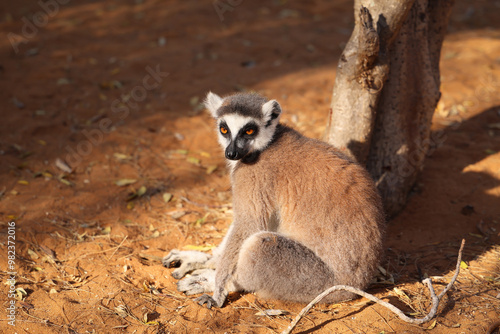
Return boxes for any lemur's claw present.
[195,294,217,309]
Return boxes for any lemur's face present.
[205,92,282,161]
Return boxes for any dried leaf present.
[114,153,132,161]
[18,180,29,185]
[255,309,289,316]
[114,305,128,318]
[137,186,147,197]
[162,193,173,203]
[199,151,211,158]
[169,211,186,219]
[195,213,210,227]
[378,265,387,276]
[57,176,73,186]
[187,157,200,165]
[115,179,137,186]
[55,158,72,173]
[15,287,27,300]
[426,319,437,330]
[49,288,58,294]
[27,249,39,260]
[206,165,218,175]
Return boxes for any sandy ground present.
[0,0,499,333]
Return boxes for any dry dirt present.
[1,0,500,333]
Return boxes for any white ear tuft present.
[204,92,223,118]
[261,100,282,124]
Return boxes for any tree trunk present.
[325,0,455,217]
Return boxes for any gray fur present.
[165,92,385,308]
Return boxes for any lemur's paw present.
[194,294,218,309]
[177,269,215,295]
[162,250,212,279]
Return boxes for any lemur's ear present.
[261,100,282,126]
[205,92,223,118]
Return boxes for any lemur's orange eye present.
[220,127,228,134]
[246,129,254,135]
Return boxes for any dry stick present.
[282,239,466,334]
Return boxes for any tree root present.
[282,239,466,334]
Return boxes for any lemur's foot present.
[162,250,211,279]
[177,269,215,295]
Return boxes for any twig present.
[282,239,465,334]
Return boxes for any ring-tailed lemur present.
[163,92,385,308]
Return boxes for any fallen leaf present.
[255,309,289,316]
[426,319,437,330]
[187,157,200,165]
[169,211,186,219]
[18,180,29,185]
[114,305,128,318]
[206,165,218,175]
[55,158,72,173]
[27,249,39,260]
[137,186,147,196]
[57,176,73,186]
[15,287,27,300]
[115,179,137,186]
[49,288,58,294]
[114,153,132,161]
[102,226,111,235]
[199,151,211,158]
[460,261,468,270]
[162,193,173,203]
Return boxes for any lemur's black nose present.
[225,150,239,160]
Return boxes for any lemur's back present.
[233,124,385,290]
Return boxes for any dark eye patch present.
[219,121,231,136]
[238,122,259,138]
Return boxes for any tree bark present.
[325,0,455,217]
